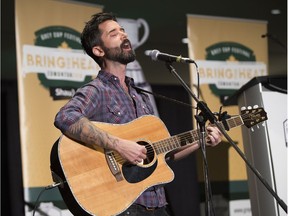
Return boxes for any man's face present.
[99,20,135,64]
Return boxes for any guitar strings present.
[112,109,264,164]
[111,116,234,164]
[112,133,198,164]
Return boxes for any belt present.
[145,206,159,211]
[134,204,162,211]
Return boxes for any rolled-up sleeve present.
[54,85,97,133]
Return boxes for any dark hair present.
[81,12,117,67]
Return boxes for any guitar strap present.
[133,85,196,109]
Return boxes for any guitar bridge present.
[105,149,123,182]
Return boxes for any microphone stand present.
[165,62,216,216]
[164,62,287,215]
[195,113,215,216]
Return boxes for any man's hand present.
[116,139,147,164]
[206,125,222,147]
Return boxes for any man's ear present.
[92,46,104,57]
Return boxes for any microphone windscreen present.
[144,50,152,56]
[150,50,159,61]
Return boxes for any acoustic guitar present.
[50,107,267,216]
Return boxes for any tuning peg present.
[253,105,259,109]
[251,128,254,132]
[247,106,252,110]
[241,106,246,111]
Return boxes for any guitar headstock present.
[240,105,268,128]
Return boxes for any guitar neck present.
[153,115,244,154]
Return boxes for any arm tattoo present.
[67,117,119,150]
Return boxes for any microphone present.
[145,50,195,64]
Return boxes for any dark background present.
[2,0,287,82]
[1,0,286,215]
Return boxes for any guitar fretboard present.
[153,115,243,154]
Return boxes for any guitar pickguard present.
[122,141,158,183]
[122,160,157,183]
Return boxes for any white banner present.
[23,45,99,80]
[194,60,267,89]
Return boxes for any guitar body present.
[50,115,175,216]
[50,108,267,215]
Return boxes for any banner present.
[15,0,102,215]
[186,14,268,215]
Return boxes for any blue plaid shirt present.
[54,70,167,208]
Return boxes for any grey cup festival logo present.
[202,42,266,103]
[32,26,98,100]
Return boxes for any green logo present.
[33,26,95,99]
[205,42,256,100]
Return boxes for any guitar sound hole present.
[122,141,157,183]
[138,141,155,164]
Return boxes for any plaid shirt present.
[54,70,167,208]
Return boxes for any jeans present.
[117,204,171,216]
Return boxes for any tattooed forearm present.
[67,117,119,150]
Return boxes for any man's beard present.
[102,40,136,65]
